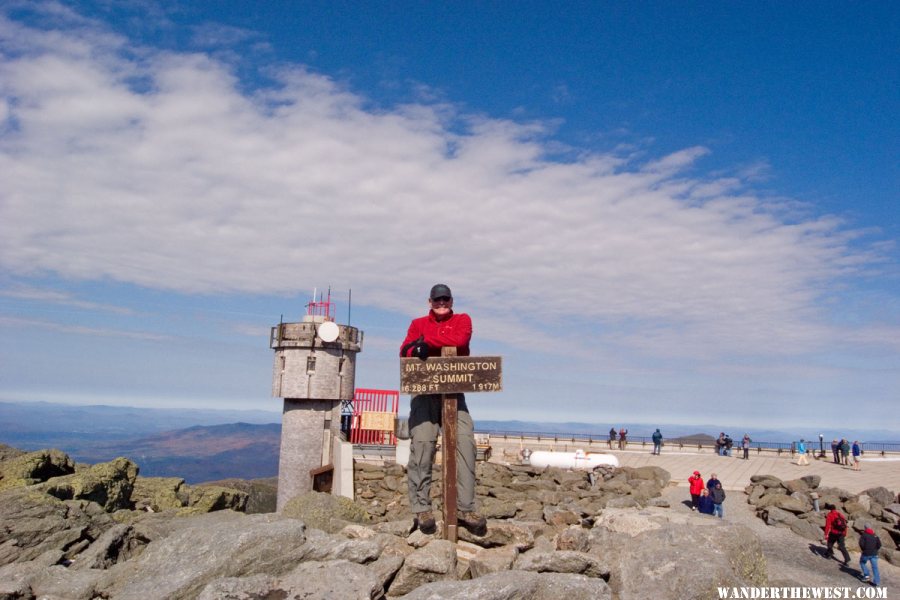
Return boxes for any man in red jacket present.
[822,505,851,564]
[400,284,485,536]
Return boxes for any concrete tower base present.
[276,398,342,511]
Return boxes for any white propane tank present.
[528,449,619,470]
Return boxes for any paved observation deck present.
[486,437,900,494]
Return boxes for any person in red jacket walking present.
[822,505,851,564]
[400,284,485,536]
[688,471,704,511]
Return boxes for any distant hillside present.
[69,422,281,484]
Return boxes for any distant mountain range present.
[0,401,281,483]
[2,400,896,483]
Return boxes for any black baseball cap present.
[430,284,452,299]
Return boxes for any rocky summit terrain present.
[0,442,896,599]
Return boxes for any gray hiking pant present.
[407,394,476,514]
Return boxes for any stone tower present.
[270,294,362,511]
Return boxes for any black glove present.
[412,339,430,361]
[401,335,430,361]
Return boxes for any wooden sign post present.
[400,352,502,542]
[440,347,459,541]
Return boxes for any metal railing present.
[474,429,900,457]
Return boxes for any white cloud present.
[0,7,890,369]
[0,316,170,341]
[0,285,133,314]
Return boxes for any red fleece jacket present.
[401,310,472,357]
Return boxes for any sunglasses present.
[431,296,452,303]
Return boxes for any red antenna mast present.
[306,286,335,320]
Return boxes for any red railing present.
[350,388,400,445]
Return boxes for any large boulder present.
[0,486,115,566]
[196,477,277,514]
[457,519,535,550]
[181,485,248,514]
[589,510,766,600]
[282,491,370,533]
[130,477,188,512]
[197,559,385,600]
[515,549,610,579]
[862,487,896,508]
[34,457,138,512]
[0,444,26,463]
[399,570,612,600]
[468,545,518,578]
[95,512,310,599]
[623,465,671,490]
[0,449,74,491]
[757,494,810,514]
[387,539,457,596]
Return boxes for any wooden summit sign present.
[400,356,503,395]
[400,351,502,543]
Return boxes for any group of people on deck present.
[829,438,863,471]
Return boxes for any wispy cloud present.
[0,285,134,314]
[0,4,890,368]
[0,316,170,341]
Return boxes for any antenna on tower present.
[347,288,352,326]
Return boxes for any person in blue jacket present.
[698,489,715,515]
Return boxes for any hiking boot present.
[459,511,487,536]
[415,511,436,535]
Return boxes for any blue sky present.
[1,1,898,433]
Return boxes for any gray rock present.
[198,477,278,514]
[369,553,405,592]
[481,498,518,519]
[782,478,810,494]
[278,559,383,599]
[398,570,612,600]
[0,444,26,464]
[130,477,188,512]
[388,539,457,596]
[372,519,415,537]
[816,486,854,502]
[556,525,592,552]
[68,524,148,570]
[623,465,671,489]
[592,512,766,600]
[298,529,382,564]
[96,512,309,599]
[788,518,823,541]
[749,475,783,488]
[34,457,138,512]
[516,550,610,579]
[605,496,641,509]
[282,491,370,533]
[0,449,74,491]
[862,486,896,508]
[196,574,278,600]
[0,487,114,566]
[747,485,767,505]
[762,507,798,527]
[761,495,811,514]
[543,505,581,527]
[182,485,248,514]
[457,520,535,550]
[21,564,106,600]
[468,545,518,578]
[799,475,821,489]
